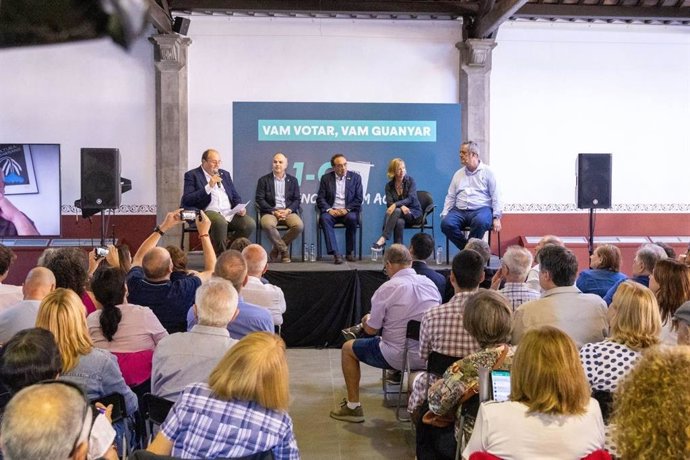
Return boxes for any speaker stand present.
[588,208,595,257]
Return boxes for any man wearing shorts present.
[329,244,441,422]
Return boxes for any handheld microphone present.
[213,169,221,187]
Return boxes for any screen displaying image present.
[0,144,61,237]
[491,370,511,402]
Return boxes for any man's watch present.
[153,226,165,236]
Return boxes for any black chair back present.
[417,191,435,217]
[92,392,127,422]
[592,389,613,424]
[143,393,175,426]
[427,352,461,377]
[406,320,421,340]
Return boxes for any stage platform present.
[188,253,499,348]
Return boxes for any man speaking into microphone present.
[181,148,255,254]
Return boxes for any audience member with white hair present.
[241,244,287,328]
[603,243,667,305]
[152,277,240,402]
[490,245,540,311]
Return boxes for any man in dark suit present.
[255,153,303,263]
[410,232,446,297]
[181,149,255,254]
[317,154,363,264]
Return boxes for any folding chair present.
[380,320,422,421]
[142,393,175,446]
[404,190,436,241]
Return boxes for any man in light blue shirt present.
[441,141,502,250]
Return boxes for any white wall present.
[0,36,155,213]
[1,18,688,213]
[491,22,690,212]
[186,17,463,171]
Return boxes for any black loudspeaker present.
[576,153,612,209]
[81,148,121,210]
[173,17,190,35]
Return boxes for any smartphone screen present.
[491,370,511,402]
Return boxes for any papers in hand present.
[222,201,250,223]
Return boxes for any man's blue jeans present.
[440,207,492,250]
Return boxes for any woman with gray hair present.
[422,290,514,458]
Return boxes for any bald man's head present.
[22,267,56,301]
[242,244,268,277]
[213,250,247,292]
[143,247,173,281]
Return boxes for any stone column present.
[150,34,191,246]
[456,39,497,163]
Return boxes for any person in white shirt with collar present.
[241,244,286,330]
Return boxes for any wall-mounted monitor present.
[0,144,61,237]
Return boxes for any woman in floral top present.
[427,290,514,443]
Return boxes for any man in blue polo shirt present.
[127,209,216,333]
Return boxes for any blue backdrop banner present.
[232,102,461,259]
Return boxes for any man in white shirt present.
[512,245,608,348]
[241,244,286,329]
[181,149,255,254]
[0,267,55,344]
[255,153,303,263]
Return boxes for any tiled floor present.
[287,348,416,460]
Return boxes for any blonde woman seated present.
[148,332,300,459]
[612,346,690,459]
[426,290,514,444]
[580,281,661,393]
[35,288,138,415]
[463,326,605,460]
[371,158,422,249]
[649,258,690,345]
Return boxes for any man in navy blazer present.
[181,149,255,254]
[316,154,363,264]
[410,233,446,298]
[255,153,303,263]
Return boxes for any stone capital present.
[456,38,497,71]
[150,34,192,71]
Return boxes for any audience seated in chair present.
[1,381,119,460]
[43,247,96,315]
[153,278,239,402]
[186,250,273,339]
[0,267,55,344]
[0,327,62,397]
[465,238,493,289]
[525,235,564,292]
[410,233,446,298]
[126,209,216,333]
[463,326,605,459]
[408,249,485,415]
[35,288,138,415]
[489,245,539,311]
[0,244,22,312]
[648,258,690,345]
[602,243,667,305]
[147,332,300,459]
[421,290,514,459]
[611,346,690,459]
[576,244,627,298]
[512,245,608,349]
[88,267,168,388]
[330,244,441,423]
[241,244,286,328]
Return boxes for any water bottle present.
[303,243,308,262]
[310,243,316,262]
[435,246,443,265]
[371,247,379,262]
